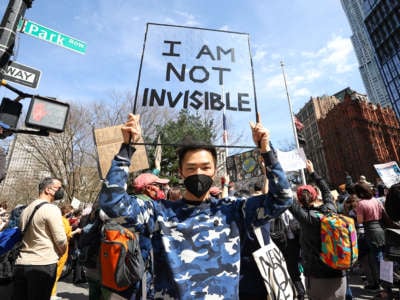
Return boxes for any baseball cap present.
[133,173,169,192]
[209,186,221,197]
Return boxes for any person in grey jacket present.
[290,160,346,300]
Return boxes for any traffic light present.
[0,97,22,128]
[25,96,70,132]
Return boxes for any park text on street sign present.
[18,19,87,55]
[3,61,41,89]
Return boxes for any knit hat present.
[296,185,317,201]
[133,173,169,192]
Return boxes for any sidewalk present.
[55,268,393,300]
[56,272,89,300]
[349,272,375,300]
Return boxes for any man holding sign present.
[99,113,292,299]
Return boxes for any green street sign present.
[18,19,87,55]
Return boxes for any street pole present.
[280,60,306,185]
[0,0,33,79]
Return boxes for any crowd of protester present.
[0,113,399,300]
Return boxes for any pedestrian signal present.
[25,96,69,132]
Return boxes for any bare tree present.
[0,90,250,208]
[18,103,101,204]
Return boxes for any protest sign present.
[226,149,262,182]
[93,125,149,178]
[134,23,257,147]
[252,237,296,300]
[71,197,81,210]
[276,148,306,172]
[374,161,400,188]
[380,260,393,283]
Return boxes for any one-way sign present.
[2,61,41,88]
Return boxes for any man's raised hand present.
[249,113,270,153]
[121,113,141,144]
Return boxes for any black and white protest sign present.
[253,228,296,300]
[134,23,257,147]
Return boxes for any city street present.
[57,273,89,300]
[55,271,383,300]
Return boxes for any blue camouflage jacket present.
[100,144,293,299]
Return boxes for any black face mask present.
[184,174,213,198]
[54,188,65,200]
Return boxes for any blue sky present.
[0,0,364,147]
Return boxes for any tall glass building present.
[341,0,391,108]
[341,0,400,119]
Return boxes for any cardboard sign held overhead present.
[94,124,149,179]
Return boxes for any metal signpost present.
[17,18,87,55]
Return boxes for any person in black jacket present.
[290,160,347,300]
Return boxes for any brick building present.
[296,95,341,182]
[318,91,400,187]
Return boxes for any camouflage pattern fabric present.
[100,149,292,299]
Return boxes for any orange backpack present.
[100,221,145,292]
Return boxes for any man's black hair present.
[253,182,262,192]
[38,177,61,194]
[177,136,217,168]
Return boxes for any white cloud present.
[174,10,201,27]
[265,74,284,90]
[293,87,311,97]
[271,53,282,60]
[321,36,355,73]
[164,17,177,25]
[301,35,356,74]
[219,25,230,31]
[253,49,267,62]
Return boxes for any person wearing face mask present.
[133,173,169,201]
[12,177,68,300]
[99,113,293,299]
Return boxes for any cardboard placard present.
[94,125,149,178]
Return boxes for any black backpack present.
[78,211,103,269]
[269,216,288,250]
